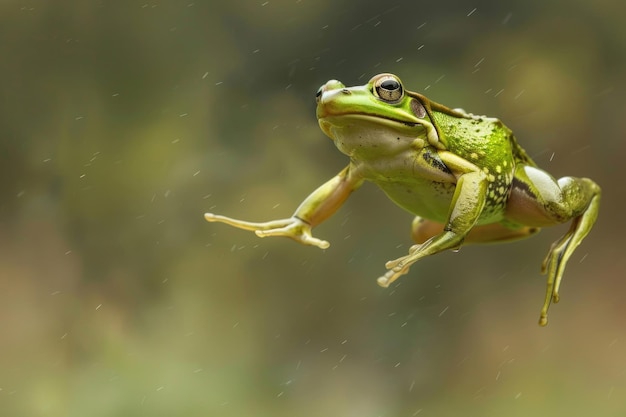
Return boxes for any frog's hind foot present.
[536,180,601,326]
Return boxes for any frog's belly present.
[374,179,455,223]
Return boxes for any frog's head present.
[316,73,438,159]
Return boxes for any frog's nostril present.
[341,89,351,95]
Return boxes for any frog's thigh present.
[411,217,537,244]
[411,217,444,243]
[466,223,539,243]
[505,165,598,225]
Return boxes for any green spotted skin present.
[431,110,520,224]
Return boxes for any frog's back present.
[428,107,540,224]
[509,133,537,168]
[428,105,537,169]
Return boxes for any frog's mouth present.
[318,113,422,138]
[340,113,420,127]
[318,112,422,129]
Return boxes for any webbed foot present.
[204,213,330,249]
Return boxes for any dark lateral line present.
[422,148,452,174]
[512,177,537,198]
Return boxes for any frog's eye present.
[374,75,403,103]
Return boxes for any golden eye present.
[374,75,403,102]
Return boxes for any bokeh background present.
[1,0,625,416]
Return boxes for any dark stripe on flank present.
[512,177,536,198]
[423,148,452,174]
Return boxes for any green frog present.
[205,73,600,326]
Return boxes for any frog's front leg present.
[205,165,363,249]
[204,214,331,248]
[506,165,601,326]
[377,151,489,288]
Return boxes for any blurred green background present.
[1,0,625,416]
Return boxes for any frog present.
[205,73,601,326]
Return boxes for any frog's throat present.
[319,113,443,150]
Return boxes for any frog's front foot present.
[377,264,412,288]
[376,245,422,287]
[204,213,330,249]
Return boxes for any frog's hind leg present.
[505,166,601,326]
[376,217,540,288]
[411,216,539,244]
[411,216,444,244]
